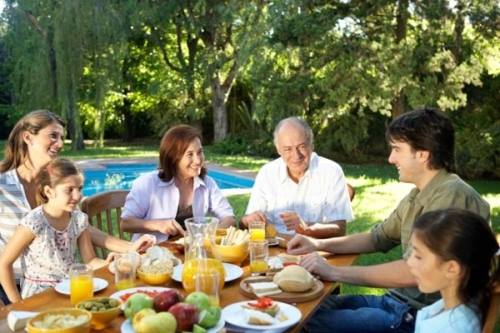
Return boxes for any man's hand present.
[131,234,156,253]
[287,234,321,255]
[279,211,307,231]
[300,252,335,281]
[240,211,267,228]
[154,220,185,236]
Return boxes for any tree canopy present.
[0,0,498,178]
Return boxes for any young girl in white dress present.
[0,158,110,302]
[407,208,499,333]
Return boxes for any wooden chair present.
[347,183,355,202]
[81,190,130,259]
[483,284,500,333]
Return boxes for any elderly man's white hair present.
[273,117,314,147]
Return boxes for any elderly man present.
[241,117,353,237]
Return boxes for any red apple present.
[168,302,199,332]
[154,289,182,312]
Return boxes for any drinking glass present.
[195,270,220,307]
[249,221,266,241]
[249,240,269,276]
[70,263,93,304]
[115,253,137,290]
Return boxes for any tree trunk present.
[391,0,408,119]
[211,77,228,142]
[66,77,85,150]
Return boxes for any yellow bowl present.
[137,267,171,285]
[27,308,91,333]
[76,297,121,330]
[214,242,248,265]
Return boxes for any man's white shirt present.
[245,153,354,234]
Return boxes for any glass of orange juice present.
[249,221,266,241]
[115,254,137,290]
[70,263,93,304]
[249,240,268,276]
[195,270,220,307]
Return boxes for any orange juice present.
[250,260,268,274]
[250,229,265,241]
[182,258,225,293]
[70,275,93,304]
[115,279,135,290]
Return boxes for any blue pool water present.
[82,163,254,196]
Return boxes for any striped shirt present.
[0,169,30,277]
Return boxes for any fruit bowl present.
[214,241,248,265]
[137,267,172,285]
[27,308,91,333]
[76,297,121,330]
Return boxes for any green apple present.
[132,308,156,330]
[185,292,210,311]
[124,293,154,319]
[134,312,177,333]
[193,324,208,333]
[198,306,221,328]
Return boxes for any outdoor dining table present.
[0,240,358,333]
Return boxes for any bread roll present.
[273,265,314,292]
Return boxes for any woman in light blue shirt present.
[120,125,236,243]
[407,209,499,333]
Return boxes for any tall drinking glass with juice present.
[115,254,137,290]
[249,221,265,241]
[70,264,93,304]
[249,240,269,276]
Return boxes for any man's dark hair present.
[386,107,455,172]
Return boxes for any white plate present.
[120,317,225,333]
[109,286,173,303]
[54,278,108,295]
[172,263,243,283]
[222,301,301,333]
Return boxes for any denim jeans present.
[303,294,416,333]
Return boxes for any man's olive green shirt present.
[370,169,490,308]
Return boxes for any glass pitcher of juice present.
[182,217,225,293]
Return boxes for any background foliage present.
[0,0,498,178]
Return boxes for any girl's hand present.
[104,252,120,264]
[131,234,156,253]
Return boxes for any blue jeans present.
[303,294,416,333]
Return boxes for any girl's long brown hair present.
[412,209,499,327]
[0,110,65,173]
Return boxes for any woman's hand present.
[131,234,156,253]
[154,219,185,236]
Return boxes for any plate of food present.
[222,298,301,332]
[172,262,243,283]
[54,278,108,295]
[240,265,324,303]
[109,286,172,303]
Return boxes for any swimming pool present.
[82,163,254,196]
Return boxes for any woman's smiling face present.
[24,122,65,167]
[176,138,204,180]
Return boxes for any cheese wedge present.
[7,311,38,331]
[250,282,281,297]
[244,309,275,325]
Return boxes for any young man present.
[287,108,490,332]
[241,117,353,238]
